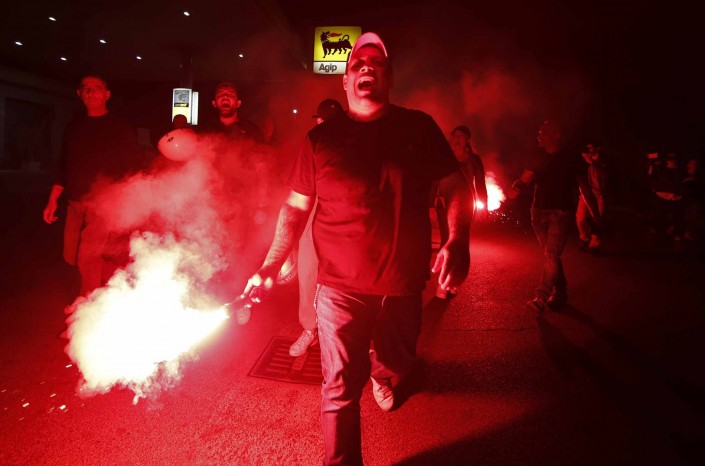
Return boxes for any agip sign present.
[313,26,361,75]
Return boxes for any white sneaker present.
[370,377,394,412]
[289,329,318,357]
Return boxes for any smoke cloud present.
[64,134,280,402]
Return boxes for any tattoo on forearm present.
[262,204,307,271]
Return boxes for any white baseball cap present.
[348,32,389,62]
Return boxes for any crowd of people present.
[42,31,704,466]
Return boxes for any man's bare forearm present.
[577,176,600,219]
[445,192,471,241]
[47,184,64,204]
[260,203,310,274]
[440,172,472,241]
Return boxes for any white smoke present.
[65,233,228,403]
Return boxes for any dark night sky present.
[2,0,704,159]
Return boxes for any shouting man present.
[243,33,471,465]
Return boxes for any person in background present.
[576,139,608,253]
[172,113,189,129]
[200,81,264,142]
[200,81,270,325]
[682,155,704,241]
[435,125,484,298]
[289,98,345,358]
[449,125,487,216]
[647,151,686,245]
[43,74,140,296]
[509,120,598,311]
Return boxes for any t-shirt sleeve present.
[422,114,459,180]
[286,135,316,196]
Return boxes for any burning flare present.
[64,233,229,403]
[476,171,506,211]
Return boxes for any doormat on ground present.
[248,336,323,385]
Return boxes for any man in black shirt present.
[199,81,270,324]
[435,125,487,299]
[242,33,471,465]
[509,120,598,310]
[199,81,264,143]
[43,75,139,295]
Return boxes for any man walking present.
[509,120,598,310]
[243,33,471,465]
[43,75,139,295]
[576,140,608,252]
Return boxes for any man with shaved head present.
[509,120,599,311]
[243,32,472,464]
[43,74,140,296]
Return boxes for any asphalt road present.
[2,198,704,465]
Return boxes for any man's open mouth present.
[357,77,375,91]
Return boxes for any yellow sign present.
[313,26,361,75]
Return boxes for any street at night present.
[2,1,705,465]
[2,197,704,465]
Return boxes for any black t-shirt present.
[54,113,139,201]
[197,119,264,144]
[287,105,459,295]
[196,118,268,175]
[527,148,583,211]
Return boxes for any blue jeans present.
[531,209,572,300]
[315,285,422,465]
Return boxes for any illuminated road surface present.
[2,212,704,465]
